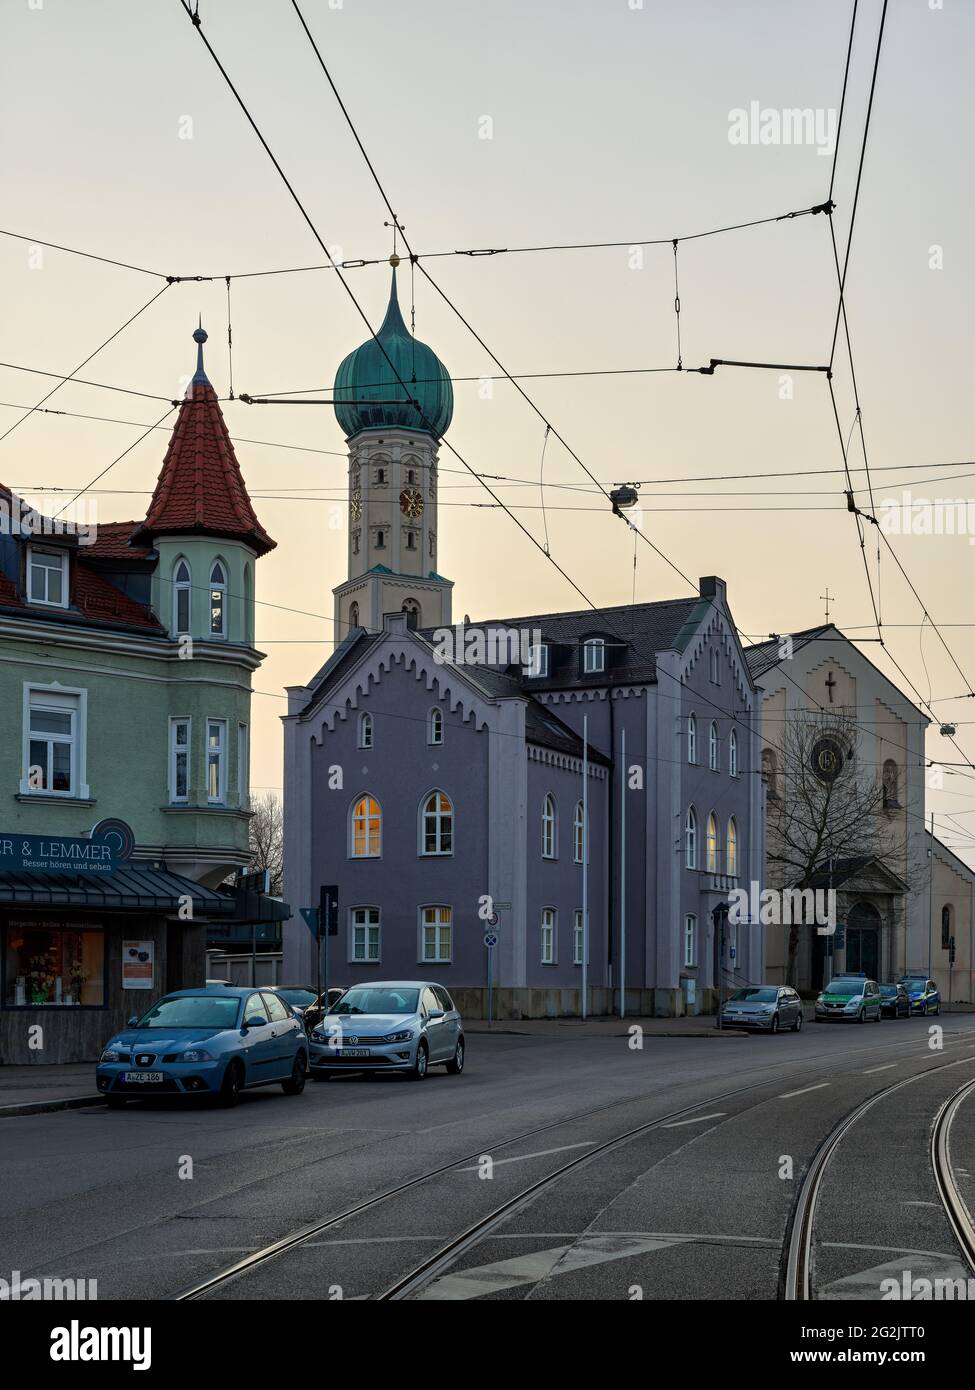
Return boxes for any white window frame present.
[541,907,557,965]
[349,794,382,858]
[709,721,719,771]
[206,718,228,805]
[583,637,605,674]
[21,683,89,798]
[419,905,452,963]
[349,906,381,964]
[527,643,549,678]
[573,800,585,865]
[419,789,453,857]
[209,560,227,639]
[27,546,69,608]
[684,914,697,967]
[573,909,587,966]
[727,816,738,876]
[687,713,697,764]
[685,805,697,869]
[428,707,444,746]
[238,722,249,808]
[169,717,191,804]
[173,558,192,635]
[358,711,373,750]
[542,793,558,859]
[729,728,738,778]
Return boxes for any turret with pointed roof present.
[132,327,275,556]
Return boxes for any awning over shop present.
[0,863,289,922]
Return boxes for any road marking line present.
[778,1083,830,1099]
[662,1112,727,1128]
[863,1064,897,1074]
[456,1141,595,1171]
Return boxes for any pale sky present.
[2,0,974,858]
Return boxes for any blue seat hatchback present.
[95,986,308,1108]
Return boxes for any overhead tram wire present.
[178,1,963,790]
[0,282,173,446]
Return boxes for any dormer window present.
[583,637,605,674]
[27,547,68,608]
[173,559,191,635]
[209,561,227,637]
[527,643,549,678]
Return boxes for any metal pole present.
[316,909,323,1013]
[619,723,626,1020]
[928,813,935,979]
[251,918,257,987]
[582,713,589,1022]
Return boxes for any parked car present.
[720,985,803,1032]
[879,983,911,1019]
[293,986,347,1034]
[898,976,942,1015]
[270,986,319,1023]
[308,981,464,1079]
[95,986,308,1108]
[815,977,883,1023]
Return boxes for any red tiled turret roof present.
[132,328,275,556]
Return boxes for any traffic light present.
[319,884,339,937]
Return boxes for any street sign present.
[483,932,498,948]
[486,912,499,927]
[237,868,270,895]
[300,907,320,938]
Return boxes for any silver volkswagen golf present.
[307,981,465,1080]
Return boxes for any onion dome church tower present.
[331,261,453,637]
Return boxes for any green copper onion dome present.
[333,267,453,439]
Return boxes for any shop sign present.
[122,941,154,990]
[0,833,118,875]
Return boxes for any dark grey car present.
[720,985,803,1033]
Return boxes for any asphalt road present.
[3,1014,975,1301]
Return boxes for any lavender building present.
[282,270,765,1016]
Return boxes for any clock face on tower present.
[350,488,362,521]
[399,487,424,519]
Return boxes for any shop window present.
[4,921,105,1007]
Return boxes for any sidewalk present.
[0,1063,100,1118]
[464,1014,748,1039]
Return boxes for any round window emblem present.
[811,736,844,782]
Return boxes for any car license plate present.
[122,1071,164,1084]
[337,1049,370,1058]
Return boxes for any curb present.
[0,1094,104,1119]
[465,1026,750,1039]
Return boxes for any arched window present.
[209,560,227,637]
[173,558,191,635]
[420,790,453,855]
[687,714,697,765]
[583,637,605,674]
[428,707,443,746]
[709,648,720,684]
[882,758,899,809]
[942,904,952,949]
[727,817,738,876]
[402,598,420,628]
[573,800,585,864]
[349,601,359,631]
[375,529,385,549]
[729,728,738,778]
[350,794,381,857]
[709,721,719,771]
[706,812,719,873]
[685,806,698,869]
[762,747,778,799]
[542,794,557,859]
[357,712,373,750]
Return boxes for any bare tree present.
[247,791,284,896]
[764,709,908,986]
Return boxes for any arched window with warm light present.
[428,707,443,746]
[349,794,381,858]
[685,806,698,869]
[357,712,373,750]
[573,800,585,864]
[542,794,557,859]
[706,812,719,873]
[709,721,719,771]
[729,728,739,777]
[727,817,738,876]
[420,790,453,856]
[687,714,697,765]
[209,560,227,638]
[173,558,191,635]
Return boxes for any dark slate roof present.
[744,625,834,680]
